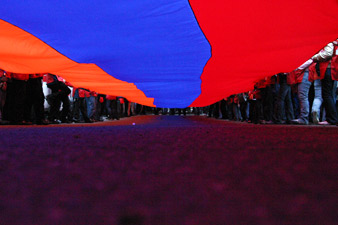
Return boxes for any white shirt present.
[312,42,334,62]
[298,58,313,70]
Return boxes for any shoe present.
[36,119,49,125]
[312,111,319,125]
[61,119,72,123]
[17,120,33,125]
[259,120,266,124]
[291,119,308,125]
[274,120,286,124]
[0,120,10,125]
[84,119,93,123]
[50,119,61,124]
[72,118,80,123]
[318,121,329,125]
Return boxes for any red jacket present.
[74,88,90,98]
[255,79,266,89]
[12,73,29,81]
[308,63,320,82]
[106,95,117,100]
[90,91,98,97]
[289,68,308,85]
[311,44,338,81]
[45,74,58,84]
[29,74,43,79]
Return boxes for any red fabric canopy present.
[189,0,338,106]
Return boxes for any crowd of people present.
[209,40,338,126]
[0,72,146,125]
[0,40,338,126]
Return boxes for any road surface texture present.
[0,115,338,225]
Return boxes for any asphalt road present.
[1,115,338,225]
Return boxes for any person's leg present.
[333,80,337,103]
[245,102,250,121]
[264,86,273,122]
[95,97,102,121]
[208,104,213,117]
[105,100,111,118]
[86,96,94,119]
[257,99,264,123]
[321,106,326,122]
[232,103,237,120]
[2,81,14,122]
[195,107,200,116]
[214,102,220,118]
[237,105,242,121]
[295,71,311,124]
[90,96,97,120]
[124,99,130,117]
[293,91,300,119]
[60,95,70,123]
[272,84,279,122]
[252,100,258,123]
[32,78,46,124]
[79,98,91,122]
[321,69,338,124]
[72,98,80,121]
[116,99,121,118]
[240,102,246,121]
[48,92,61,123]
[248,100,254,122]
[130,102,135,116]
[14,79,27,124]
[127,101,132,116]
[24,79,33,122]
[311,79,323,124]
[284,86,295,123]
[111,99,119,120]
[0,90,6,121]
[275,82,287,123]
